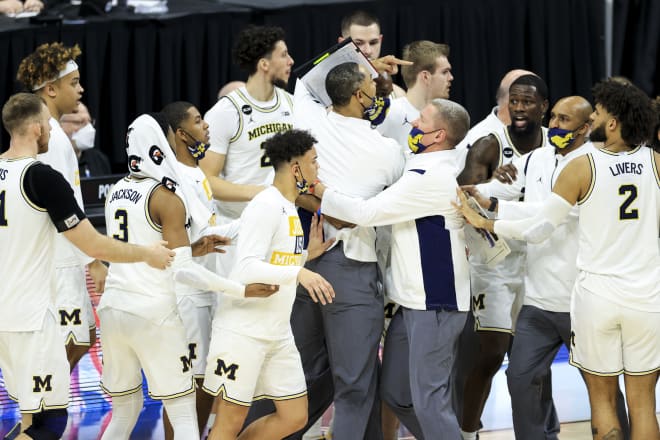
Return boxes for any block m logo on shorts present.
[59,308,82,325]
[213,359,239,381]
[180,343,198,373]
[33,375,53,392]
[472,294,485,311]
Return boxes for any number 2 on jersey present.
[618,184,638,220]
[0,190,7,227]
[113,209,129,241]
[260,142,271,168]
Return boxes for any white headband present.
[32,60,79,91]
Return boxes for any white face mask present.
[72,123,96,151]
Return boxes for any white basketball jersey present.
[38,119,88,267]
[101,177,180,323]
[214,87,294,219]
[576,147,660,310]
[0,158,56,331]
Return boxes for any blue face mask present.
[181,129,211,160]
[547,127,578,150]
[407,126,441,154]
[358,90,391,128]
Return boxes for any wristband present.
[488,197,499,212]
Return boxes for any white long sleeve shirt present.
[478,142,595,312]
[321,150,470,311]
[293,79,405,262]
[218,187,304,340]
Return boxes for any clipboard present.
[293,38,378,107]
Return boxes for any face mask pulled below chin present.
[72,123,96,151]
[361,93,391,128]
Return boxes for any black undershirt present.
[23,162,87,232]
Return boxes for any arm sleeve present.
[172,246,245,298]
[23,163,86,232]
[321,169,463,229]
[231,200,301,286]
[493,193,573,243]
[497,199,540,220]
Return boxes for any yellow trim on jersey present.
[7,393,69,414]
[19,161,47,212]
[474,316,514,335]
[254,389,308,402]
[577,153,596,205]
[100,382,143,397]
[235,88,283,113]
[224,94,244,144]
[149,378,196,400]
[502,127,526,158]
[598,144,643,156]
[621,365,660,376]
[203,384,252,407]
[144,182,164,233]
[492,132,504,167]
[651,148,660,188]
[569,355,623,377]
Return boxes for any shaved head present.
[554,96,592,122]
[495,69,536,125]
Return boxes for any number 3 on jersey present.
[618,184,639,220]
[0,190,8,227]
[113,209,129,241]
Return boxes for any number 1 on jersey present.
[0,190,7,227]
[618,184,639,220]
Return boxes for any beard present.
[272,77,288,89]
[589,122,607,142]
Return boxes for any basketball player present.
[378,40,453,148]
[0,92,173,440]
[456,74,549,440]
[455,78,659,440]
[339,10,406,98]
[454,69,535,171]
[16,42,108,372]
[200,25,295,276]
[99,113,277,440]
[203,129,335,440]
[467,96,628,439]
[162,100,245,438]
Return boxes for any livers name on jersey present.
[609,162,643,176]
[0,168,7,180]
[247,123,293,141]
[109,188,143,204]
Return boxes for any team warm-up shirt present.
[204,86,294,220]
[101,177,185,323]
[217,186,304,340]
[293,79,405,263]
[0,158,85,331]
[38,118,91,267]
[576,146,660,311]
[321,150,470,312]
[478,143,595,312]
